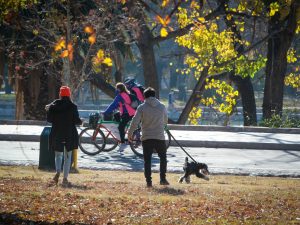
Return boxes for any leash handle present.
[167,130,198,163]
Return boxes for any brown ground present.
[0,165,299,224]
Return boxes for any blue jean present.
[55,148,72,179]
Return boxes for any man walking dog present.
[128,87,169,187]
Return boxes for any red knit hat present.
[59,86,71,97]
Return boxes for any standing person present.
[46,86,82,186]
[128,87,169,187]
[103,82,136,152]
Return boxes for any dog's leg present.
[185,175,191,184]
[195,171,209,181]
[178,175,185,183]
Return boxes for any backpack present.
[128,93,139,110]
[130,86,145,104]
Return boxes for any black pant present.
[118,113,132,143]
[142,139,167,183]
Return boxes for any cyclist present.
[103,82,136,152]
[124,78,145,103]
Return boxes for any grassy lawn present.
[0,166,299,224]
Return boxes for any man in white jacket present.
[128,87,169,187]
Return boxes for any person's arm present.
[46,103,54,123]
[103,95,122,114]
[163,107,168,126]
[127,106,142,140]
[73,105,82,125]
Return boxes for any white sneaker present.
[118,143,127,152]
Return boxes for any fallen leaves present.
[0,168,299,224]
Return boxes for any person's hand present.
[45,104,50,111]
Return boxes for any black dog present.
[179,157,209,183]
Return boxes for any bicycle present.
[78,113,171,158]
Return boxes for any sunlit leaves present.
[88,34,96,45]
[84,25,96,45]
[0,0,38,21]
[269,2,280,17]
[156,15,171,37]
[103,57,113,67]
[54,38,74,61]
[32,29,39,35]
[117,0,127,4]
[160,28,168,37]
[285,73,300,88]
[202,79,239,116]
[84,26,94,34]
[156,15,171,27]
[92,49,113,72]
[287,48,297,63]
[54,38,66,51]
[161,0,170,8]
[234,55,266,78]
[188,107,202,125]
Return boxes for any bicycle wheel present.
[129,128,143,158]
[129,128,171,158]
[79,127,106,155]
[101,129,119,152]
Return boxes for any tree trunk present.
[229,74,257,126]
[137,24,159,97]
[89,73,115,98]
[177,68,208,124]
[262,1,298,119]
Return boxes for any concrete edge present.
[1,134,299,150]
[1,120,300,134]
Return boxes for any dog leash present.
[167,130,198,163]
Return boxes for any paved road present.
[0,141,299,177]
[1,125,300,150]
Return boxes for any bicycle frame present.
[96,120,131,144]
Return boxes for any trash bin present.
[38,126,55,170]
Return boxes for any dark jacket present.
[46,97,82,152]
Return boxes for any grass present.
[0,166,299,224]
[0,93,15,101]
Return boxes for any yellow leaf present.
[160,28,168,37]
[162,0,169,7]
[103,57,113,67]
[198,17,205,23]
[84,26,94,34]
[226,14,232,20]
[60,50,69,58]
[118,0,126,4]
[67,43,73,52]
[54,39,66,51]
[96,49,104,60]
[156,15,170,27]
[88,34,96,45]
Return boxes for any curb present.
[170,140,300,151]
[1,120,300,134]
[1,134,299,151]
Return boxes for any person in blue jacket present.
[103,82,136,151]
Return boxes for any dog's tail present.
[185,157,188,163]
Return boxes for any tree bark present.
[229,73,257,126]
[177,68,208,124]
[89,73,115,98]
[262,1,299,119]
[136,25,159,96]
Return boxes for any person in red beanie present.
[45,86,82,187]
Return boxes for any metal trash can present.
[38,126,55,170]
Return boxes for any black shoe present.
[146,182,152,188]
[160,179,169,185]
